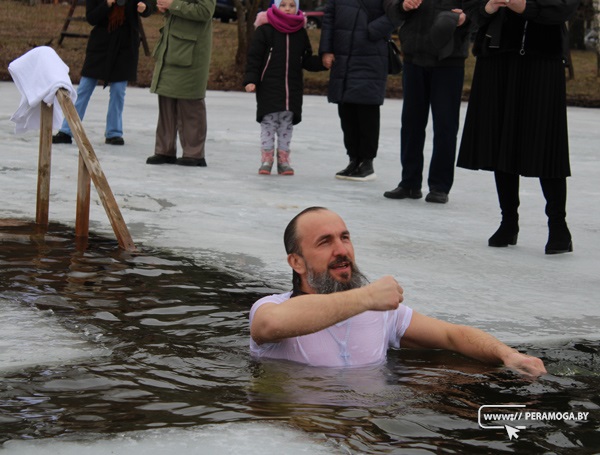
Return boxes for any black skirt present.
[457,52,571,178]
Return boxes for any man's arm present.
[402,312,547,377]
[251,276,404,345]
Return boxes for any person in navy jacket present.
[320,0,398,181]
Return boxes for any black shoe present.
[488,223,519,247]
[383,186,423,199]
[146,154,177,165]
[345,159,376,181]
[545,222,573,254]
[52,132,72,144]
[335,159,360,179]
[176,157,207,167]
[105,137,124,145]
[425,191,449,204]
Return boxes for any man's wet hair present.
[284,206,328,255]
[284,206,328,290]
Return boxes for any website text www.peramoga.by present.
[482,411,590,422]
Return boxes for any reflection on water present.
[0,222,598,453]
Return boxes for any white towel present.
[8,46,77,135]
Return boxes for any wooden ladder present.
[36,89,136,252]
[58,0,89,45]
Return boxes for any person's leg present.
[356,104,380,161]
[428,66,464,195]
[275,111,294,152]
[105,80,127,140]
[59,76,98,136]
[540,177,572,254]
[336,103,361,177]
[178,98,207,162]
[276,111,294,175]
[344,104,379,181]
[259,113,277,174]
[338,103,360,158]
[260,113,277,152]
[399,62,430,191]
[147,95,178,163]
[488,171,520,247]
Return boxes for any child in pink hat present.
[244,0,326,175]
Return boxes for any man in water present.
[249,206,546,376]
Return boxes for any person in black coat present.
[319,0,398,181]
[382,0,471,204]
[244,0,325,175]
[53,0,155,146]
[457,0,579,254]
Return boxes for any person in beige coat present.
[146,0,216,167]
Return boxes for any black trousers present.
[337,103,380,161]
[400,62,464,193]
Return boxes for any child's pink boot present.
[258,150,274,175]
[277,150,294,175]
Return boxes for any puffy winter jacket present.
[319,0,396,105]
[244,24,325,125]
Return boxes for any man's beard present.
[306,257,368,294]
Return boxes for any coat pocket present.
[165,31,198,67]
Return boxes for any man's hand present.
[157,0,173,12]
[322,53,334,69]
[137,1,147,13]
[451,8,467,26]
[402,313,547,379]
[502,350,547,377]
[245,83,256,93]
[485,0,525,14]
[362,276,404,312]
[403,0,422,12]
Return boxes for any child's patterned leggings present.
[260,111,293,152]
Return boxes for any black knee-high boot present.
[489,171,520,247]
[540,177,573,254]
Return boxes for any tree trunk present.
[234,0,269,69]
[596,0,600,75]
[234,0,248,67]
[569,18,586,50]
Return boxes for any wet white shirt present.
[249,292,413,367]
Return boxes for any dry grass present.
[1,0,599,106]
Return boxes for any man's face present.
[291,210,365,293]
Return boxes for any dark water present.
[0,222,598,454]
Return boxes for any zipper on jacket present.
[285,34,290,111]
[520,21,528,56]
[261,47,273,81]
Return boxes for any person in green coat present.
[146,0,216,167]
